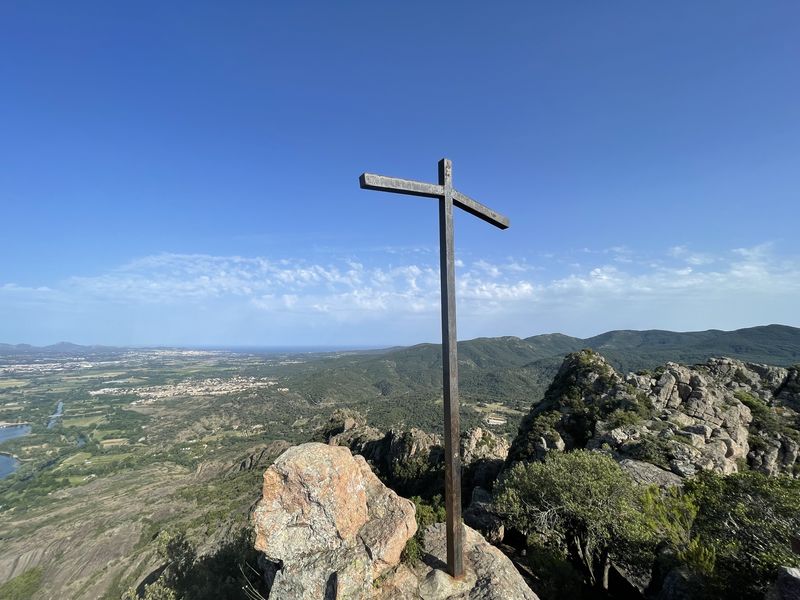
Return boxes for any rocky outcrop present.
[461,427,509,489]
[322,409,387,463]
[374,524,538,600]
[252,443,537,599]
[509,351,800,479]
[461,427,509,465]
[225,440,291,476]
[749,433,800,477]
[776,367,800,411]
[463,487,504,544]
[387,428,444,477]
[318,410,444,489]
[252,443,417,599]
[320,410,510,491]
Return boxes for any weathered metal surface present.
[358,158,509,579]
[359,173,443,198]
[359,173,510,229]
[437,158,463,578]
[453,190,509,229]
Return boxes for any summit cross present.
[359,158,509,579]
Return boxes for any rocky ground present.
[0,464,187,599]
[508,350,800,480]
[251,442,537,599]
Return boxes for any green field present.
[0,379,29,389]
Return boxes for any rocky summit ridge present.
[508,350,800,480]
[248,350,800,599]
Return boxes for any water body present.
[0,425,31,479]
[47,400,64,429]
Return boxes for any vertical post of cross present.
[358,159,508,580]
[437,158,464,578]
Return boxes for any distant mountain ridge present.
[0,342,121,356]
[270,325,800,435]
[2,325,799,370]
[385,324,800,374]
[536,323,800,370]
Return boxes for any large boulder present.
[253,442,538,599]
[618,458,682,488]
[374,524,539,600]
[252,442,417,599]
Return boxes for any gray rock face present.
[766,566,800,600]
[324,409,388,463]
[463,487,504,544]
[322,410,513,490]
[777,368,800,411]
[461,427,509,489]
[656,567,700,600]
[461,427,509,465]
[750,434,800,476]
[510,351,800,479]
[618,459,682,488]
[387,428,444,473]
[225,440,292,476]
[252,443,417,599]
[374,524,539,600]
[646,361,752,475]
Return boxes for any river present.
[47,400,64,429]
[0,424,31,479]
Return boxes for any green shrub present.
[684,470,800,599]
[0,567,44,600]
[495,451,656,591]
[626,435,672,469]
[525,537,583,599]
[606,408,643,429]
[678,538,716,577]
[401,495,446,564]
[735,390,800,448]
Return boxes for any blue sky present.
[1,2,799,346]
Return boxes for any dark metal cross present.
[359,158,509,578]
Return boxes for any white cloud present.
[2,243,799,343]
[668,245,717,266]
[1,283,53,293]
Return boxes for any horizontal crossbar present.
[359,173,510,229]
[359,173,443,198]
[453,190,509,229]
